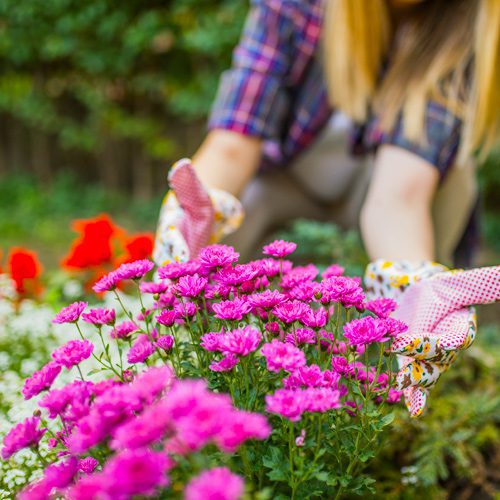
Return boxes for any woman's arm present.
[193,129,262,197]
[360,144,440,261]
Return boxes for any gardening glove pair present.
[365,261,500,417]
[153,159,244,266]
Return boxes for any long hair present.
[323,0,499,162]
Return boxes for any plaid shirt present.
[208,0,463,180]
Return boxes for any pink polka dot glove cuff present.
[365,261,500,417]
[153,159,244,266]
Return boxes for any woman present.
[153,0,499,415]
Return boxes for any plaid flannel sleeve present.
[208,0,294,140]
[378,100,463,180]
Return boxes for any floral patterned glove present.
[365,261,500,417]
[153,159,244,266]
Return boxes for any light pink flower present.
[262,239,297,258]
[52,301,88,324]
[261,339,306,373]
[51,339,94,369]
[82,307,116,326]
[1,417,46,459]
[22,361,62,400]
[185,467,244,500]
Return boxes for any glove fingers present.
[404,386,428,418]
[153,192,190,266]
[434,308,477,352]
[396,359,444,390]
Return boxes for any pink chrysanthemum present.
[39,380,93,420]
[262,239,297,258]
[185,467,244,500]
[220,326,262,356]
[82,307,116,326]
[285,328,316,346]
[280,264,319,290]
[79,456,99,474]
[199,244,240,269]
[115,259,154,281]
[383,317,409,337]
[200,331,225,352]
[321,264,345,279]
[22,361,62,400]
[303,387,341,412]
[51,339,94,369]
[287,282,316,302]
[300,307,328,328]
[272,300,309,324]
[265,388,306,422]
[174,273,208,298]
[139,281,170,294]
[343,317,390,346]
[261,339,306,373]
[1,417,46,459]
[110,320,138,339]
[156,335,174,351]
[364,297,398,319]
[173,301,197,318]
[127,338,155,364]
[155,309,179,327]
[318,276,365,308]
[52,301,88,324]
[212,298,251,321]
[92,271,120,293]
[216,264,260,287]
[158,260,204,280]
[247,290,288,309]
[209,354,239,372]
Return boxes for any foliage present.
[0,0,246,160]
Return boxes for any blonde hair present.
[323,0,500,163]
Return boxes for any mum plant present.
[2,241,405,499]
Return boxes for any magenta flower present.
[331,356,349,375]
[283,365,340,389]
[212,298,251,321]
[280,264,319,289]
[209,354,239,372]
[92,271,120,293]
[127,337,155,364]
[174,273,208,298]
[303,387,341,412]
[158,260,204,280]
[130,366,175,404]
[173,301,197,318]
[156,335,174,351]
[199,244,240,269]
[155,309,179,327]
[1,417,46,459]
[285,328,316,347]
[262,239,297,258]
[51,339,94,369]
[200,331,225,352]
[79,457,99,474]
[82,307,116,326]
[265,389,306,421]
[52,301,88,324]
[110,320,138,339]
[22,361,62,400]
[140,281,170,294]
[39,380,93,420]
[383,317,408,337]
[343,317,390,346]
[322,264,345,279]
[288,282,316,302]
[115,259,154,281]
[215,411,271,453]
[301,307,328,328]
[102,448,170,497]
[364,297,398,319]
[247,290,288,309]
[261,339,306,373]
[220,326,262,356]
[185,467,244,500]
[217,264,260,287]
[318,276,365,307]
[272,300,309,324]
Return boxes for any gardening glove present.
[153,158,244,266]
[365,261,500,417]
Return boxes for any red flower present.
[8,248,43,295]
[114,233,154,266]
[62,214,120,270]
